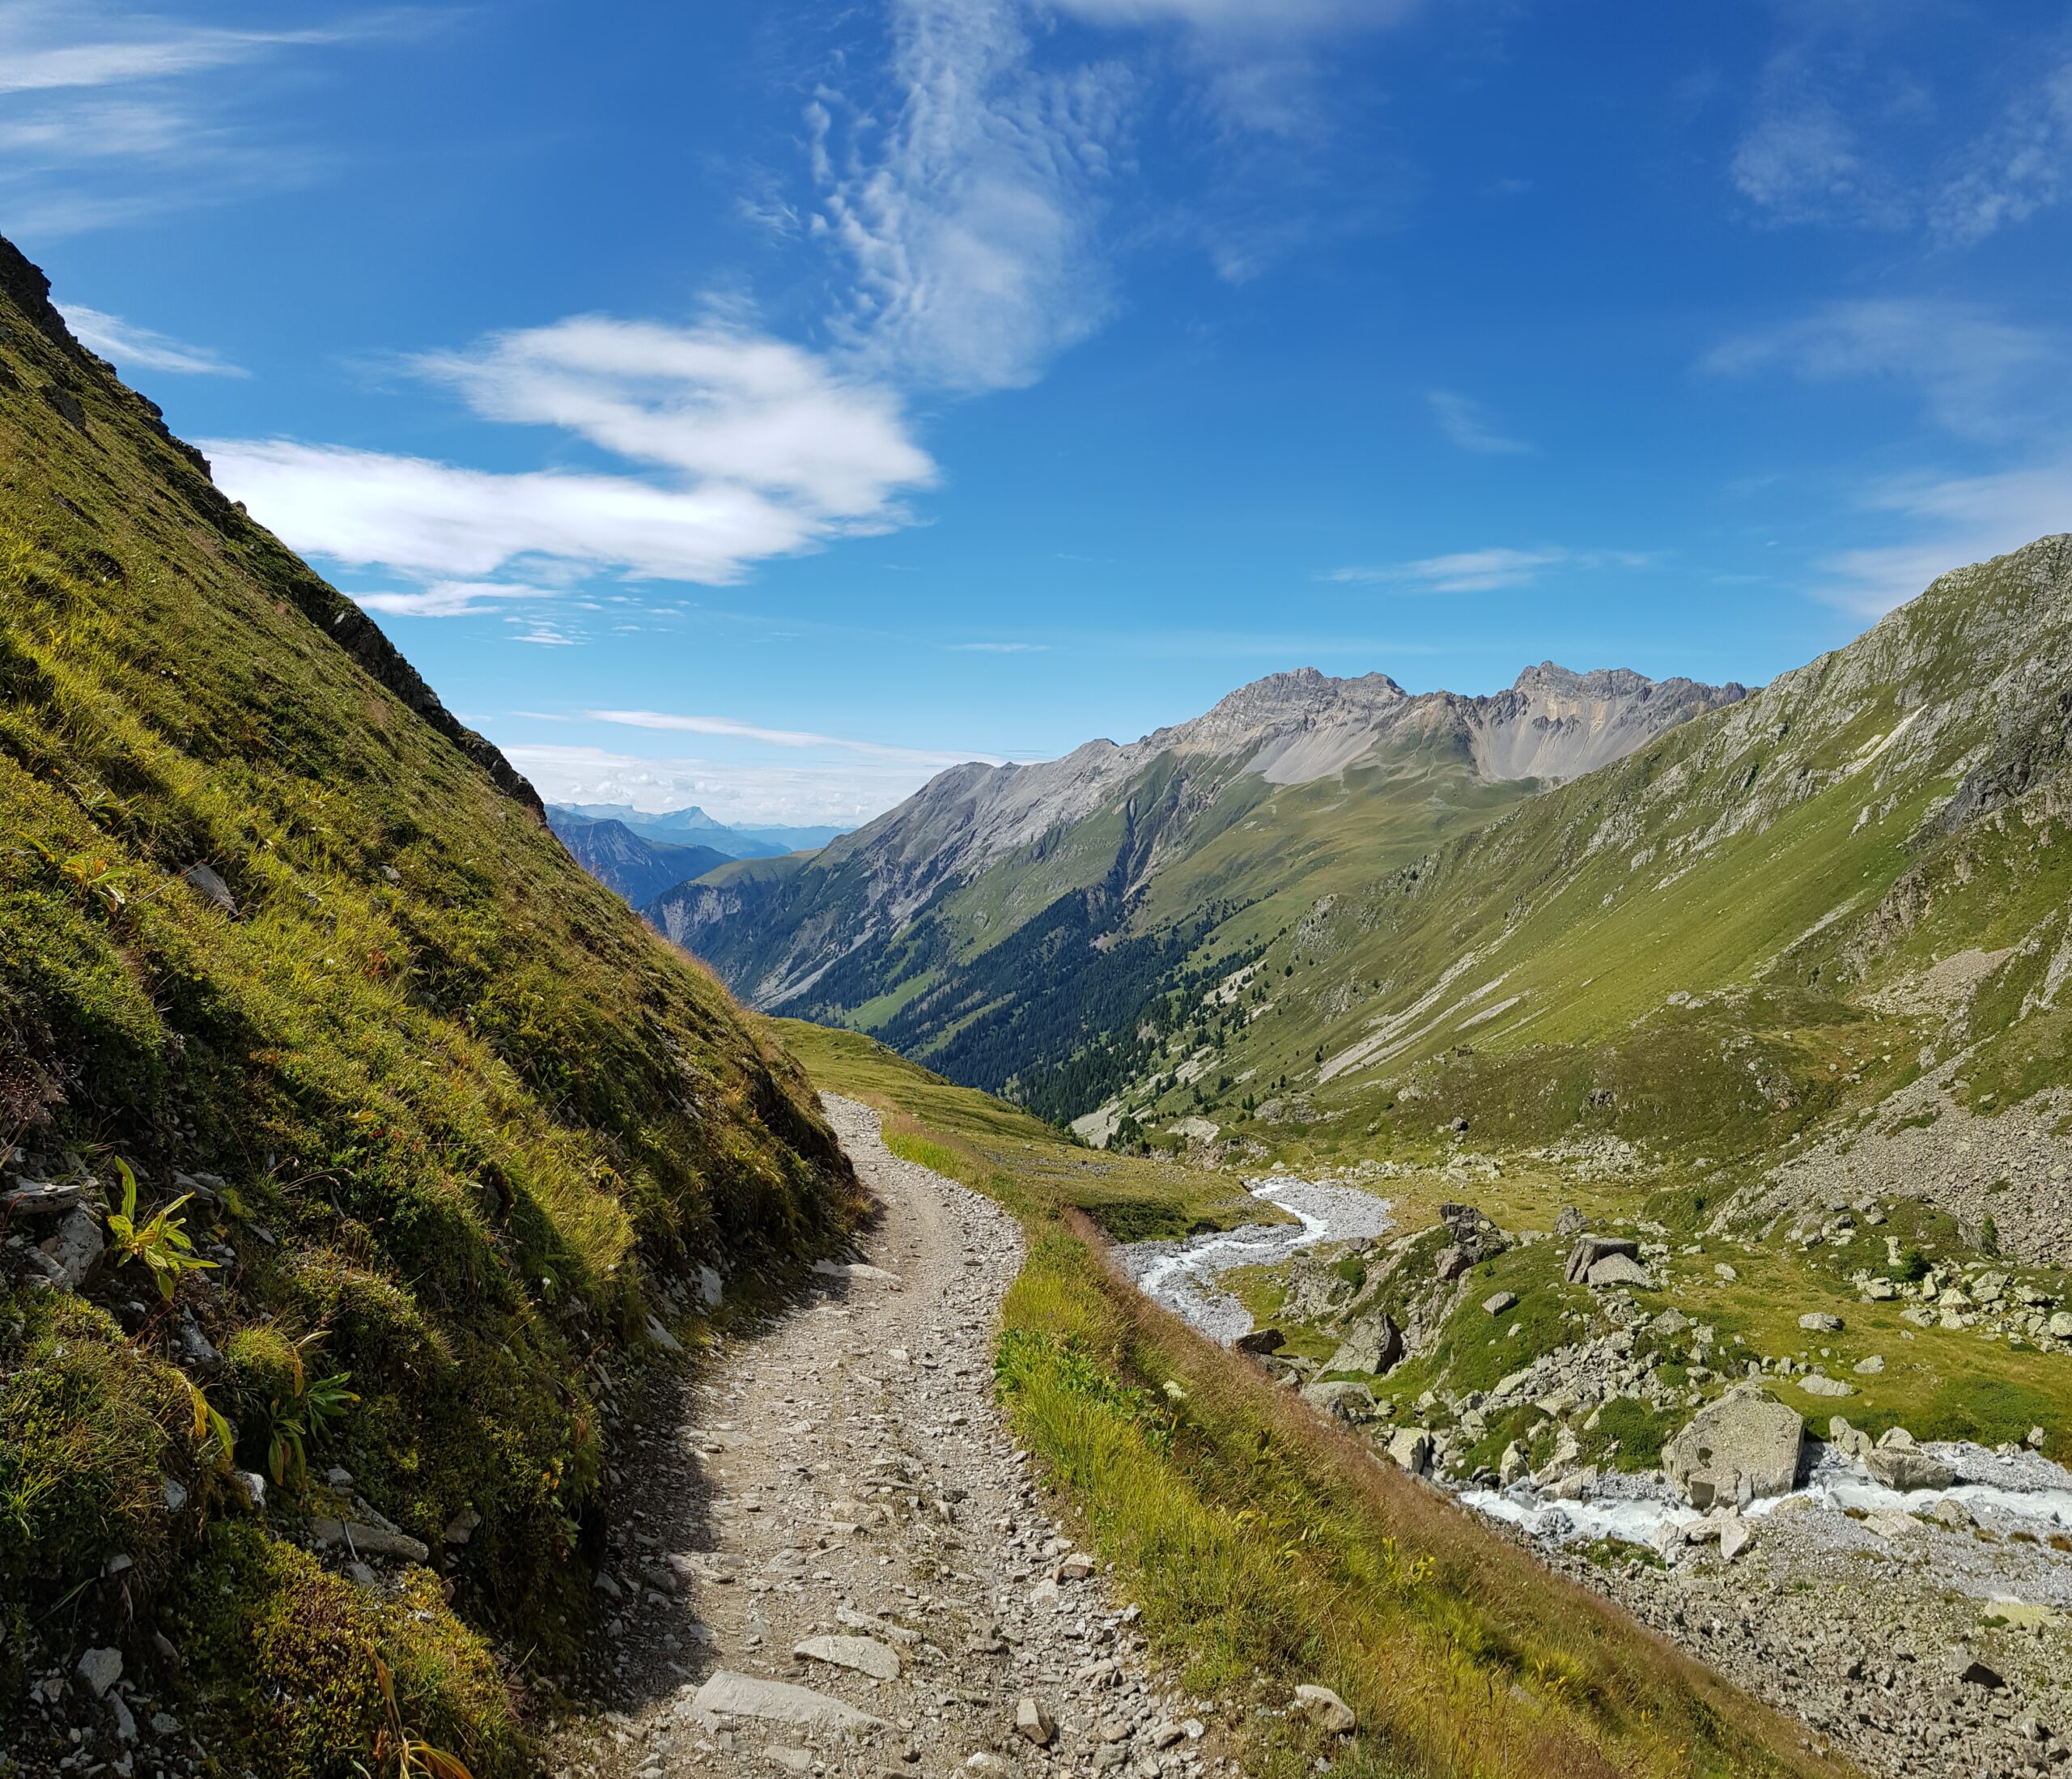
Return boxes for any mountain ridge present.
[649,658,1746,1106]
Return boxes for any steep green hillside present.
[1110,537,2072,1218]
[0,236,861,1774]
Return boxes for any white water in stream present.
[1115,1175,1395,1344]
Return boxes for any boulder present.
[77,1648,122,1699]
[1323,1313,1402,1377]
[1853,1354,1885,1375]
[1827,1416,1875,1459]
[1717,1514,1753,1563]
[1865,1446,1955,1492]
[1554,1206,1586,1238]
[1798,1374,1853,1398]
[1585,1253,1654,1290]
[1301,1380,1378,1423]
[1016,1698,1056,1746]
[1662,1392,1804,1506]
[1,1179,80,1217]
[1564,1234,1637,1284]
[1481,1291,1518,1316]
[1293,1685,1356,1735]
[1798,1312,1845,1332]
[1497,1440,1530,1486]
[1235,1327,1285,1356]
[1386,1427,1433,1475]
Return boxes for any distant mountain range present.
[550,802,847,859]
[545,803,848,914]
[648,660,1745,1111]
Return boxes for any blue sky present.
[9,1,2072,824]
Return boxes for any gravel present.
[548,1095,1233,1779]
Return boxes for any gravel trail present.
[550,1094,1221,1779]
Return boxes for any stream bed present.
[1115,1174,1395,1344]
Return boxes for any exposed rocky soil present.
[549,1096,1225,1779]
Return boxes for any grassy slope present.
[1117,537,2072,1165]
[0,240,862,1774]
[781,1020,1853,1779]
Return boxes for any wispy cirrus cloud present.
[1812,459,2072,615]
[1326,546,1651,593]
[0,2,424,234]
[57,304,247,376]
[1702,299,2066,442]
[1427,389,1532,456]
[587,708,999,766]
[810,0,1132,394]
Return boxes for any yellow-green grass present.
[792,1021,1854,1779]
[0,244,863,1770]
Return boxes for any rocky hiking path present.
[549,1095,1231,1779]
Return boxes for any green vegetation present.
[793,1023,1849,1779]
[0,236,861,1768]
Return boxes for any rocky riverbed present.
[1112,1174,1393,1343]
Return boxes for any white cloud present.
[810,0,1131,393]
[1326,547,1651,594]
[1427,389,1531,456]
[0,6,345,96]
[57,304,246,376]
[1812,461,2072,614]
[1930,57,2072,245]
[417,316,935,517]
[500,742,954,826]
[353,580,558,618]
[1730,89,1902,228]
[206,439,849,585]
[206,316,939,592]
[587,708,998,766]
[0,4,419,231]
[1702,300,2064,442]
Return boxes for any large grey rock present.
[1323,1312,1401,1376]
[1798,1311,1844,1332]
[1385,1427,1433,1474]
[1798,1373,1854,1398]
[1662,1392,1803,1506]
[794,1634,900,1681]
[2,1179,80,1217]
[1564,1234,1637,1283]
[1301,1379,1378,1423]
[1585,1253,1654,1290]
[1865,1446,1955,1492]
[690,1671,887,1730]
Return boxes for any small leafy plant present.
[372,1657,478,1779]
[184,1376,235,1470]
[105,1157,217,1300]
[261,1334,359,1488]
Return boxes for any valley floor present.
[547,1097,1229,1779]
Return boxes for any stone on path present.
[813,1257,903,1284]
[690,1671,889,1731]
[1293,1684,1357,1734]
[794,1633,901,1681]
